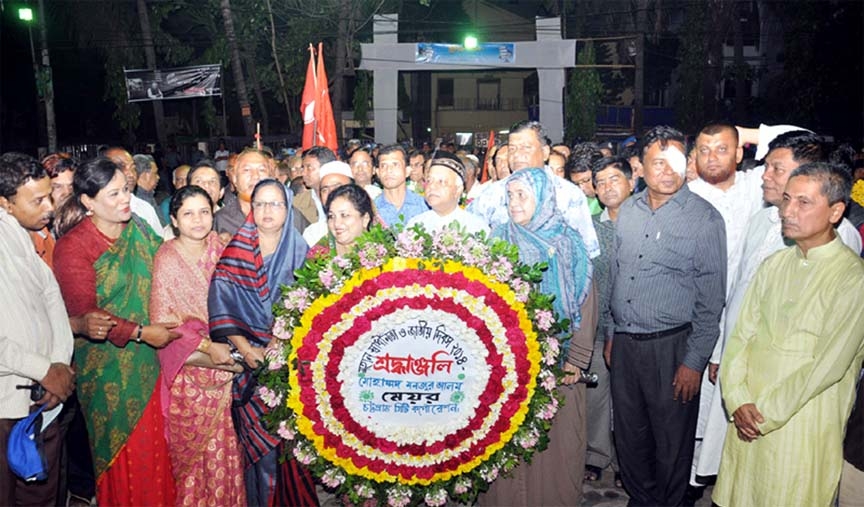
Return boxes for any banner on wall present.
[415,43,515,65]
[124,64,221,103]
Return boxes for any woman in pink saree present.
[149,185,245,506]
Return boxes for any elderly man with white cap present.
[407,152,488,235]
[303,161,354,246]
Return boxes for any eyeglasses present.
[252,201,287,210]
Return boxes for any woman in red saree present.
[150,185,245,506]
[53,157,178,506]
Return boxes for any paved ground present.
[582,466,715,506]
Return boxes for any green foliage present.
[566,42,604,142]
[352,70,372,127]
[675,2,710,134]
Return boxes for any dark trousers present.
[611,327,699,507]
[0,410,64,507]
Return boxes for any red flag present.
[314,43,339,153]
[300,44,317,151]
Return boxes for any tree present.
[565,42,604,142]
[220,0,254,137]
[135,0,168,150]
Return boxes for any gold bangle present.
[198,338,211,353]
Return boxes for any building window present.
[477,79,500,110]
[438,78,454,107]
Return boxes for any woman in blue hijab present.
[481,168,597,506]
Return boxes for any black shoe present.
[682,484,705,506]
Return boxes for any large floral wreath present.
[258,224,569,506]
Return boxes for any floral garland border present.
[259,225,569,506]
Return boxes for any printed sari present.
[150,231,245,506]
[58,216,175,506]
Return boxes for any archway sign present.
[359,15,575,144]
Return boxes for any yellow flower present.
[852,180,864,208]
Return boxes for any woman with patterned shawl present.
[480,168,598,506]
[53,157,179,505]
[208,179,318,506]
[150,185,245,506]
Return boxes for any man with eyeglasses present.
[214,149,274,238]
[466,120,600,258]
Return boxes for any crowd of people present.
[1,118,864,507]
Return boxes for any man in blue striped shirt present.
[608,125,727,507]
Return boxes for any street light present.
[18,8,34,21]
[464,35,478,50]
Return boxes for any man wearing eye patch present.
[608,125,726,507]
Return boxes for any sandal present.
[584,464,603,482]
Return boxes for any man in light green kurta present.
[713,162,864,507]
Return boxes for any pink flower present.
[272,317,290,340]
[358,244,387,269]
[257,386,283,408]
[277,420,296,441]
[318,268,335,288]
[511,278,531,302]
[333,255,351,270]
[395,230,424,258]
[321,468,345,488]
[453,478,472,495]
[539,370,556,391]
[535,309,554,331]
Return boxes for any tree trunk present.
[135,0,168,150]
[331,0,351,146]
[244,51,270,134]
[264,0,294,127]
[220,0,254,138]
[37,0,57,153]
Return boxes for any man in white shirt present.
[104,147,164,237]
[686,122,766,497]
[466,120,599,258]
[0,207,75,505]
[303,161,354,246]
[408,152,489,235]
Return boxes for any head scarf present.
[494,168,592,329]
[208,179,308,346]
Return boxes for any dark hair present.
[640,125,686,157]
[54,157,122,237]
[698,121,739,145]
[325,183,374,232]
[377,144,408,164]
[186,163,223,187]
[407,148,426,161]
[591,156,633,185]
[169,185,213,219]
[251,178,289,204]
[766,131,825,165]
[619,144,641,161]
[789,162,852,207]
[302,146,337,165]
[565,142,604,180]
[41,152,78,178]
[0,152,48,198]
[509,120,550,147]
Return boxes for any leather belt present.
[617,322,692,341]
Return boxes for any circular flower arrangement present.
[259,224,569,506]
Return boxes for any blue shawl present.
[493,168,592,330]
